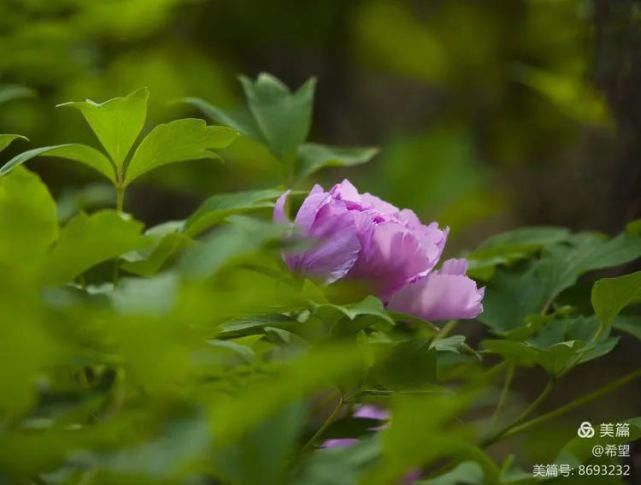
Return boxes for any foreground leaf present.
[45,210,145,285]
[0,167,58,264]
[0,134,27,153]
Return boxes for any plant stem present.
[434,320,458,340]
[483,378,555,447]
[502,368,641,439]
[116,185,125,212]
[491,363,515,424]
[302,394,344,452]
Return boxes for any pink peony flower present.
[274,180,483,321]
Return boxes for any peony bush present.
[0,74,639,484]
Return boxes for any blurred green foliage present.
[0,0,640,483]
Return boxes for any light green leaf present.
[184,188,283,237]
[122,221,191,276]
[0,85,34,105]
[0,167,58,264]
[111,273,178,316]
[0,134,28,153]
[592,270,641,331]
[179,216,285,279]
[0,144,116,182]
[240,73,315,162]
[296,143,378,180]
[124,118,238,185]
[513,64,609,125]
[421,461,484,484]
[45,210,145,285]
[58,87,149,169]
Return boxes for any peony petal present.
[287,202,361,284]
[348,221,433,297]
[440,258,467,275]
[273,190,291,224]
[294,185,331,231]
[388,269,484,321]
[361,192,399,215]
[330,179,362,209]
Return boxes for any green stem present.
[491,363,515,424]
[483,378,555,447]
[434,320,458,340]
[502,368,641,439]
[116,185,125,212]
[302,395,344,452]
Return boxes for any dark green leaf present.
[181,96,263,140]
[296,143,378,180]
[240,73,315,162]
[592,270,641,331]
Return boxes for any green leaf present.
[512,64,609,125]
[124,118,238,185]
[481,231,641,332]
[58,87,149,169]
[0,167,58,264]
[0,134,27,153]
[240,73,315,162]
[429,335,467,354]
[214,402,305,485]
[122,234,190,277]
[208,344,363,443]
[217,314,299,340]
[184,188,283,237]
[467,227,570,280]
[373,339,437,390]
[179,216,285,279]
[592,270,641,332]
[111,273,178,316]
[181,97,263,140]
[311,296,395,327]
[0,144,116,182]
[121,221,191,276]
[296,143,378,180]
[45,210,145,285]
[421,461,484,484]
[482,339,591,376]
[613,316,641,341]
[0,85,34,105]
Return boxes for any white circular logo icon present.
[577,421,595,438]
